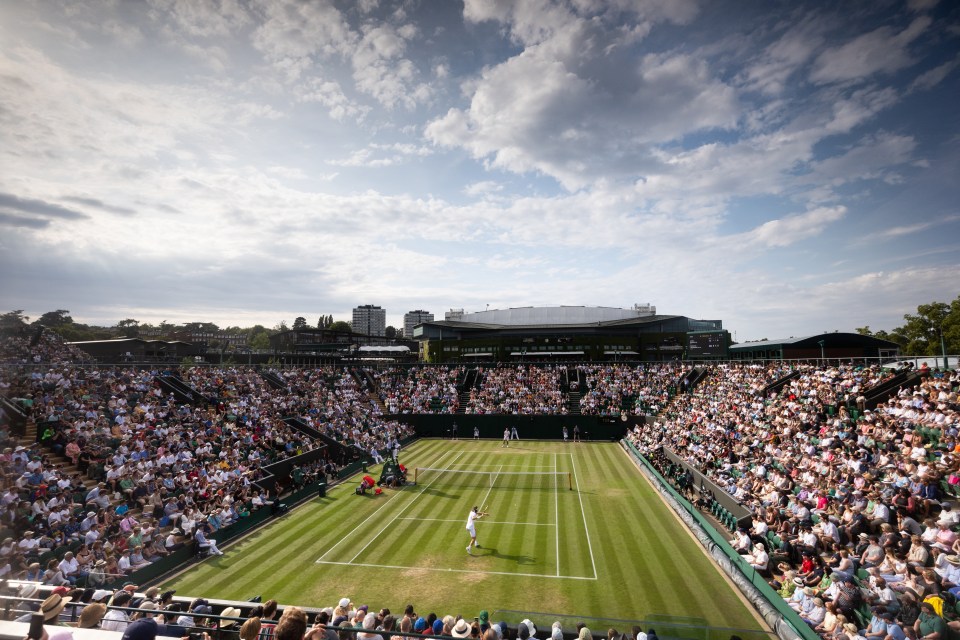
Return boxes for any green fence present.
[394,414,630,440]
[622,440,818,640]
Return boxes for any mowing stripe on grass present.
[346,450,464,563]
[314,559,597,580]
[318,448,453,561]
[570,450,597,580]
[554,452,560,577]
[395,517,551,526]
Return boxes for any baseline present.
[394,516,552,526]
[314,559,596,581]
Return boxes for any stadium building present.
[413,304,729,362]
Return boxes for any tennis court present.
[167,439,763,629]
[315,448,595,580]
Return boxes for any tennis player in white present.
[466,505,487,554]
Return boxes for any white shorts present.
[466,525,476,536]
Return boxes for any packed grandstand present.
[1,329,959,640]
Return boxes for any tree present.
[34,310,73,327]
[273,320,289,333]
[329,321,352,333]
[250,332,271,351]
[116,318,140,338]
[0,310,29,333]
[385,326,397,339]
[317,315,333,329]
[899,302,951,356]
[293,316,308,330]
[855,326,871,335]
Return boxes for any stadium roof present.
[729,332,900,351]
[457,306,656,326]
[420,314,681,331]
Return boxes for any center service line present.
[347,450,464,564]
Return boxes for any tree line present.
[856,295,960,357]
[0,310,399,350]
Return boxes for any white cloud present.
[910,56,960,92]
[810,16,932,84]
[739,206,846,248]
[740,17,825,95]
[330,142,432,168]
[463,181,504,197]
[294,77,370,121]
[149,0,250,38]
[806,132,917,186]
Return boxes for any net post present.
[568,471,572,491]
[414,467,420,485]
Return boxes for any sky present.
[0,0,958,341]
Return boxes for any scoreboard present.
[687,331,728,357]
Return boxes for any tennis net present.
[413,467,573,491]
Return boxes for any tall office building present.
[444,309,464,321]
[352,304,386,336]
[403,310,434,338]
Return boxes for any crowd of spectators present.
[0,337,418,588]
[375,366,463,414]
[464,365,568,415]
[13,585,643,640]
[10,328,960,640]
[629,362,960,638]
[577,364,687,416]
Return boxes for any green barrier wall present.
[622,440,819,640]
[391,414,630,441]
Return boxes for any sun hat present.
[338,597,351,608]
[20,584,40,599]
[220,607,242,627]
[78,603,107,628]
[41,593,72,622]
[453,619,472,638]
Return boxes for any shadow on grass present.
[421,489,462,499]
[481,547,536,565]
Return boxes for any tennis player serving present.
[466,505,489,555]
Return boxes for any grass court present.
[167,440,763,630]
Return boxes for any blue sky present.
[0,0,957,340]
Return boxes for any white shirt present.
[466,509,479,530]
[101,610,129,632]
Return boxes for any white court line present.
[317,449,454,562]
[395,516,552,526]
[569,451,597,579]
[554,452,560,577]
[448,464,564,469]
[346,451,464,564]
[315,559,596,581]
